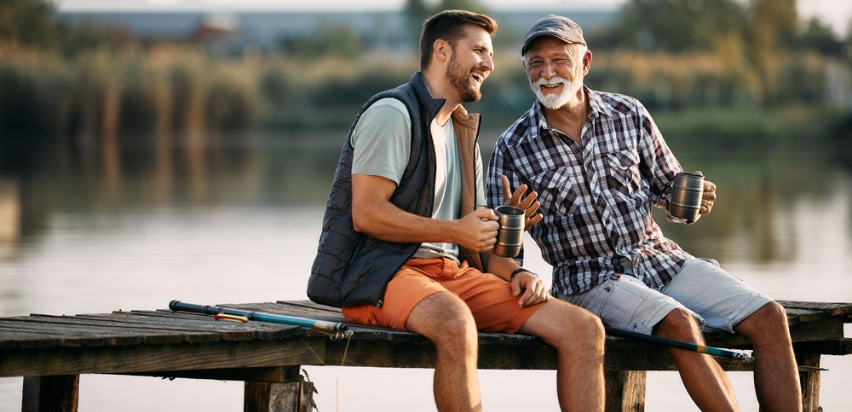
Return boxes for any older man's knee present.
[656,307,702,340]
[737,300,790,340]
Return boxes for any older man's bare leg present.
[735,301,802,412]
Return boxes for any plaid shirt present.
[487,86,695,296]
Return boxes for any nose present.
[482,55,494,72]
[541,61,555,79]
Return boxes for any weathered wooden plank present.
[779,301,852,322]
[0,338,327,377]
[0,318,217,348]
[702,317,846,349]
[83,312,300,340]
[273,300,345,315]
[0,311,303,350]
[795,338,852,356]
[223,302,544,346]
[0,300,847,380]
[120,366,303,383]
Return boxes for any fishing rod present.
[605,326,753,362]
[169,300,353,340]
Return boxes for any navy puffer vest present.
[308,73,444,308]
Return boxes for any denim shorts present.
[557,258,772,334]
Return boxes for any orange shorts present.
[342,257,542,334]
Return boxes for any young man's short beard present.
[530,75,575,110]
[447,54,482,103]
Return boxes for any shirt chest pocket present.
[605,150,643,194]
[529,169,578,218]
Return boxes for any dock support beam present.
[795,351,823,412]
[605,370,646,412]
[245,381,315,412]
[21,375,79,412]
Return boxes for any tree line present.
[0,0,850,143]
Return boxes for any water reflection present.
[0,178,20,251]
[0,131,850,411]
[2,131,850,266]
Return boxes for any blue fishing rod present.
[169,300,352,340]
[605,326,753,362]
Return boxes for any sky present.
[55,0,852,37]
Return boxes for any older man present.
[309,11,604,412]
[487,14,802,412]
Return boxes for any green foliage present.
[599,0,745,52]
[279,22,365,61]
[0,0,56,48]
[404,0,431,44]
[205,69,259,130]
[0,1,849,139]
[403,0,491,44]
[439,0,489,14]
[793,18,844,56]
[54,22,130,58]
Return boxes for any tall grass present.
[0,41,846,143]
[0,43,262,140]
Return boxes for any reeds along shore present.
[0,41,846,142]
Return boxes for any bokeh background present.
[1,0,851,411]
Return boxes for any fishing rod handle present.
[169,300,252,317]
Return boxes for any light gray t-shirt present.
[351,98,486,261]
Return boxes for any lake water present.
[0,131,850,411]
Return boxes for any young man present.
[487,14,802,412]
[308,10,605,412]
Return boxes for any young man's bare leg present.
[519,300,605,412]
[656,308,739,412]
[406,291,482,412]
[735,301,802,412]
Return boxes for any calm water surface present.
[0,132,850,411]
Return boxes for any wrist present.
[510,267,535,281]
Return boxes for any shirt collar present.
[529,86,614,138]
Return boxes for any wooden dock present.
[1,300,850,412]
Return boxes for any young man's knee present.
[431,309,478,344]
[555,304,605,349]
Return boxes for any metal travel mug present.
[493,205,524,258]
[669,172,704,221]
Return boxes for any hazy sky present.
[55,0,851,36]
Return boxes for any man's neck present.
[542,89,589,145]
[422,69,459,126]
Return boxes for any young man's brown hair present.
[419,9,498,71]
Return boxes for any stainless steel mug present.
[669,172,704,221]
[493,205,524,257]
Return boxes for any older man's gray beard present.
[530,76,574,110]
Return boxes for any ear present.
[582,49,593,76]
[433,39,452,64]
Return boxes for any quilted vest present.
[307,72,483,308]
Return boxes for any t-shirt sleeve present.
[351,98,411,185]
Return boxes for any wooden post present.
[604,370,646,412]
[795,351,822,412]
[21,375,79,412]
[245,381,315,412]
